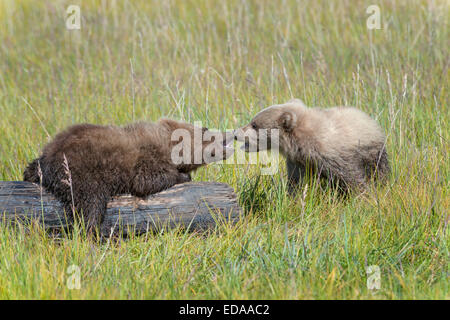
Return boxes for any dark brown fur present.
[24,119,232,232]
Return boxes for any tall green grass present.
[0,0,448,299]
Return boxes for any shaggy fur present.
[24,119,233,232]
[234,99,390,193]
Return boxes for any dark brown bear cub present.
[24,119,234,232]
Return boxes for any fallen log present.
[0,181,242,237]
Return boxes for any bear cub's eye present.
[251,123,257,129]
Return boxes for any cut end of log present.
[0,181,242,237]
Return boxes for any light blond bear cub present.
[234,99,389,193]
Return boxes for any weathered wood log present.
[0,181,242,237]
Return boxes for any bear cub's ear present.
[279,111,297,131]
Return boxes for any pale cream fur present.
[234,99,389,192]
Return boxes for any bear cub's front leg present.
[286,159,306,195]
[130,165,192,198]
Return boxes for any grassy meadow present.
[0,0,448,299]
